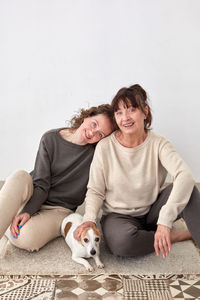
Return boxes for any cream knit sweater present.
[83,131,194,228]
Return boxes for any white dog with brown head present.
[61,213,104,271]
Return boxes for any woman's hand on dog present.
[10,212,30,238]
[74,221,97,241]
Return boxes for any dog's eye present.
[83,238,89,243]
[95,237,99,242]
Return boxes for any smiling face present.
[78,114,113,145]
[114,100,148,136]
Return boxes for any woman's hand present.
[154,224,171,259]
[73,221,97,241]
[10,212,30,238]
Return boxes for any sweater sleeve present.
[157,138,195,228]
[21,134,51,216]
[83,142,106,223]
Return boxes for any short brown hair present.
[111,84,152,130]
[69,104,114,129]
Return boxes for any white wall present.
[0,0,200,180]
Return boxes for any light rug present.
[0,220,200,276]
[0,181,200,276]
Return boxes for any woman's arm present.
[157,138,195,228]
[82,142,106,223]
[154,138,194,258]
[21,133,52,216]
[74,142,106,240]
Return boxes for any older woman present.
[0,104,114,253]
[75,84,200,259]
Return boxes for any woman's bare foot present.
[170,229,192,243]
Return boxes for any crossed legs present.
[101,184,200,257]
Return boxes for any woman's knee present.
[183,185,200,211]
[7,170,31,183]
[103,225,138,257]
[191,185,200,200]
[4,170,33,210]
[102,220,155,257]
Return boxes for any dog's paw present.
[97,263,104,269]
[87,266,94,272]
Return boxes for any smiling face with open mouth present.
[114,100,148,136]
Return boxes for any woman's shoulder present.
[150,131,170,142]
[39,128,65,144]
[41,128,64,138]
[150,131,174,151]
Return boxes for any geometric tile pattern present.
[123,275,200,300]
[169,279,200,299]
[55,274,123,299]
[0,277,55,300]
[123,279,171,299]
[0,274,200,300]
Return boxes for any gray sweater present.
[22,128,95,216]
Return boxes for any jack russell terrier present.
[61,213,104,271]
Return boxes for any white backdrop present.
[0,0,200,180]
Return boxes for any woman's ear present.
[144,105,149,119]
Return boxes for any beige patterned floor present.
[0,274,200,299]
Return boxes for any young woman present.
[75,85,200,259]
[0,104,114,252]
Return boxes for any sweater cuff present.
[157,215,173,229]
[21,204,38,217]
[83,214,97,224]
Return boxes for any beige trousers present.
[0,170,73,251]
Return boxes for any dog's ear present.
[93,227,102,239]
[64,222,72,237]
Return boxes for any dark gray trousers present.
[100,184,200,257]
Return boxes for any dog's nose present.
[90,248,96,256]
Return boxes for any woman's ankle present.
[170,229,192,243]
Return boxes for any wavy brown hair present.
[111,84,152,131]
[69,104,114,129]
